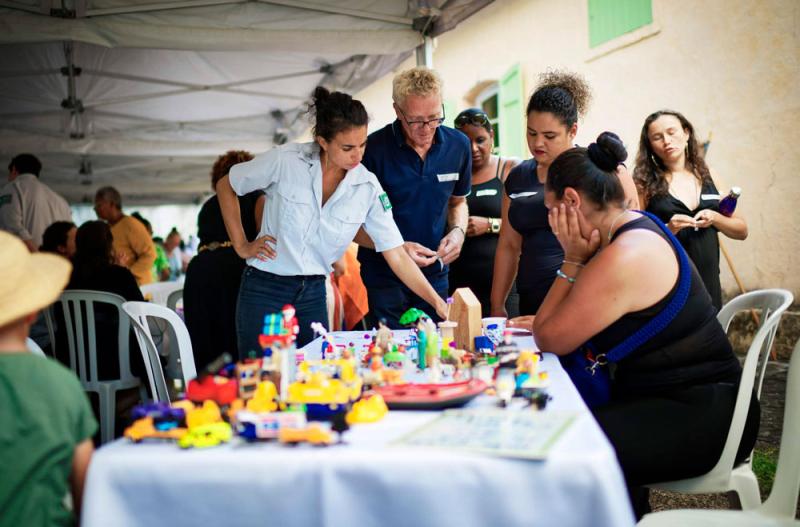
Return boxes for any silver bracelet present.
[562,259,586,268]
[556,269,576,284]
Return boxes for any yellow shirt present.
[110,215,156,285]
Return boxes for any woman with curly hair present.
[183,150,265,371]
[492,70,638,322]
[633,110,748,310]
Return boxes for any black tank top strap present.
[494,157,504,181]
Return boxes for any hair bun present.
[312,86,331,107]
[588,131,627,171]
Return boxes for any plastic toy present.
[399,308,429,327]
[287,359,362,420]
[185,400,224,429]
[246,381,279,413]
[186,375,239,406]
[178,422,233,449]
[236,409,307,441]
[371,379,487,410]
[278,424,334,446]
[125,417,188,443]
[346,394,388,424]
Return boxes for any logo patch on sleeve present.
[0,194,11,207]
[379,192,392,211]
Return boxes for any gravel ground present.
[649,360,799,518]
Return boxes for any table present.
[81,332,635,527]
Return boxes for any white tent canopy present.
[0,0,491,204]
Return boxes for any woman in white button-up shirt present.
[218,87,448,355]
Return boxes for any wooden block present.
[449,288,482,351]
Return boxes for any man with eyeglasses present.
[356,67,471,328]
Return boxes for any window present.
[498,63,525,159]
[588,0,652,48]
[476,84,500,150]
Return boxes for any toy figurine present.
[375,318,393,353]
[415,318,428,369]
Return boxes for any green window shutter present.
[498,63,525,159]
[588,0,652,48]
[443,99,457,128]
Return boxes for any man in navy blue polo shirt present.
[356,67,471,328]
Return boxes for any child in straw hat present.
[0,231,97,526]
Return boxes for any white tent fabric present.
[0,0,491,204]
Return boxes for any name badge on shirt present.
[476,189,498,197]
[701,193,721,200]
[509,191,537,199]
[437,173,459,182]
[0,194,10,207]
[379,192,392,211]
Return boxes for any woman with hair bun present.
[492,70,638,323]
[218,86,447,354]
[634,110,748,310]
[530,132,759,518]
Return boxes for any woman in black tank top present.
[448,109,519,316]
[633,110,748,310]
[526,133,758,519]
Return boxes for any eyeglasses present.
[397,105,446,130]
[454,111,491,129]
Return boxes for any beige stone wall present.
[355,0,800,297]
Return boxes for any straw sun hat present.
[0,231,71,327]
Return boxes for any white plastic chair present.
[55,290,142,444]
[122,301,197,403]
[639,335,800,526]
[648,289,794,509]
[140,281,183,307]
[26,337,46,358]
[166,287,183,314]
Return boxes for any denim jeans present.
[365,271,448,329]
[236,267,327,360]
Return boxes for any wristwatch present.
[489,218,501,234]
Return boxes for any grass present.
[752,446,779,498]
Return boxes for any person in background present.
[356,67,471,328]
[40,220,77,259]
[492,70,639,323]
[183,150,264,370]
[164,228,184,281]
[93,186,156,286]
[0,231,96,526]
[218,87,447,354]
[131,211,169,282]
[633,110,747,310]
[0,153,72,251]
[530,133,758,519]
[61,221,145,383]
[448,108,520,316]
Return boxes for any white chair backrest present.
[56,290,136,387]
[26,338,46,358]
[166,288,183,313]
[760,336,800,519]
[708,289,793,484]
[718,288,793,397]
[140,281,183,307]
[122,301,196,403]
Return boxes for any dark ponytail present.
[547,132,627,210]
[309,86,369,141]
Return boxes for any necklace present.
[607,209,630,242]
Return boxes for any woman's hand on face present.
[548,204,600,263]
[507,315,535,332]
[668,214,697,234]
[466,216,490,237]
[693,209,718,229]
[235,234,277,261]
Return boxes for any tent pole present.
[416,36,434,68]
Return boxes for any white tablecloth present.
[82,333,634,527]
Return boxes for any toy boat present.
[370,379,487,410]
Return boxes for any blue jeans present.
[365,271,448,329]
[236,267,327,360]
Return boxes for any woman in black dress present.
[183,151,265,370]
[633,110,748,310]
[448,108,519,316]
[530,132,758,518]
